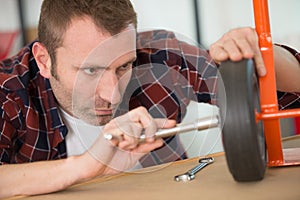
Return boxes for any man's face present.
[50,17,136,125]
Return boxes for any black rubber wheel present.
[217,59,266,182]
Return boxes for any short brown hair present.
[38,0,137,75]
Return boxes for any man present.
[0,0,217,198]
[1,1,299,199]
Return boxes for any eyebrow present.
[120,58,136,66]
[79,63,107,69]
[79,57,136,69]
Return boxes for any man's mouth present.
[94,108,113,116]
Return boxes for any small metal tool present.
[174,157,214,182]
[104,115,219,143]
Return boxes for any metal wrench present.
[174,157,214,182]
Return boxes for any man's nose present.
[96,71,121,105]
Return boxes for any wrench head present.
[199,157,214,164]
[174,173,195,182]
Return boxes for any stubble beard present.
[70,103,112,126]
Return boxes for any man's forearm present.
[0,153,104,199]
[274,45,300,92]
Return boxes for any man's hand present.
[86,106,176,175]
[209,27,266,77]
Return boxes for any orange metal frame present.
[253,0,300,166]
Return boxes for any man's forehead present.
[83,26,136,67]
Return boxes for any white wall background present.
[178,102,223,158]
[199,0,300,50]
[0,1,19,31]
[0,0,42,30]
[22,0,43,28]
[131,0,300,50]
[1,0,299,49]
[131,0,198,45]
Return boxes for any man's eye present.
[83,68,99,75]
[119,63,132,71]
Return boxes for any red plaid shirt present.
[0,30,218,166]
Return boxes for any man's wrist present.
[66,154,105,183]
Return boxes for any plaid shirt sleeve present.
[276,44,300,109]
[0,44,67,165]
[118,30,218,167]
[127,30,218,120]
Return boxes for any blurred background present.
[0,0,299,157]
[1,0,299,55]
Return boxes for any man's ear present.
[32,42,52,78]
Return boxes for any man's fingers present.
[222,38,245,61]
[210,27,266,77]
[118,134,139,150]
[154,118,176,129]
[251,43,266,76]
[133,139,164,154]
[244,29,266,77]
[103,107,170,147]
[209,43,229,64]
[141,118,177,142]
[254,54,266,76]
